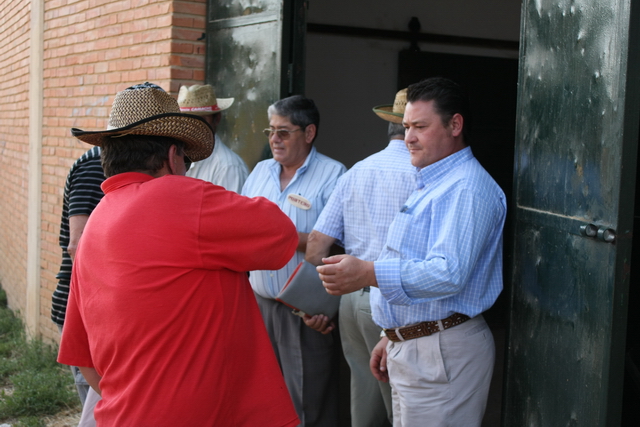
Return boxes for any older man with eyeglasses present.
[242,95,346,427]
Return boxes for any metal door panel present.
[209,0,281,21]
[207,1,284,169]
[505,0,640,425]
[509,218,616,425]
[207,17,282,168]
[207,0,307,169]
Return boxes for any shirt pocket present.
[384,211,414,257]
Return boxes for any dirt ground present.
[0,398,81,427]
[43,408,81,427]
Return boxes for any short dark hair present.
[388,122,405,140]
[101,135,184,177]
[406,77,472,143]
[268,95,320,142]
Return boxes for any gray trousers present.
[387,315,495,427]
[255,293,339,427]
[339,290,392,427]
[77,387,99,427]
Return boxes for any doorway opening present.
[306,19,519,426]
[622,131,640,425]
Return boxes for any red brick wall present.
[0,0,31,317]
[170,0,207,92]
[1,0,207,343]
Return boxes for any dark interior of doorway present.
[398,49,518,426]
[623,138,640,425]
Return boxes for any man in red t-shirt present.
[58,82,300,427]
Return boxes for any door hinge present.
[580,224,616,243]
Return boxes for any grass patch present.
[0,288,80,425]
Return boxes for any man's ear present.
[450,113,464,137]
[304,124,316,144]
[167,144,179,175]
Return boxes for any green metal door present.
[206,0,307,169]
[504,1,640,425]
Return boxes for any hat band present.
[180,105,221,113]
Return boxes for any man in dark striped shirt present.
[51,145,105,409]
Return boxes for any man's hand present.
[316,254,377,295]
[370,336,389,382]
[305,230,335,266]
[303,314,335,335]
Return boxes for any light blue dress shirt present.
[242,146,346,299]
[371,147,506,328]
[313,140,415,261]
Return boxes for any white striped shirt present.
[242,146,346,298]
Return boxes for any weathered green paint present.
[505,0,640,425]
[206,0,307,170]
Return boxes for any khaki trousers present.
[339,290,392,427]
[386,315,494,427]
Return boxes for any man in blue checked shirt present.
[316,77,506,427]
[242,95,346,427]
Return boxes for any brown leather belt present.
[384,313,470,342]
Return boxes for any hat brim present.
[372,105,404,124]
[181,97,235,116]
[71,113,214,162]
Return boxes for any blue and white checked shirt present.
[371,147,506,329]
[242,146,346,299]
[313,140,415,261]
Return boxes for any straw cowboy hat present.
[177,84,234,115]
[372,88,408,124]
[71,82,214,161]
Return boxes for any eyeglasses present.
[263,128,302,139]
[184,156,192,172]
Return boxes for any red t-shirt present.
[59,173,299,426]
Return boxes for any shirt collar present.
[388,139,407,151]
[268,145,317,177]
[415,146,473,190]
[101,172,155,194]
[212,134,222,154]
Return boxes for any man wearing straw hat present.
[178,84,249,193]
[317,77,506,426]
[305,88,414,427]
[58,82,300,426]
[242,95,346,426]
